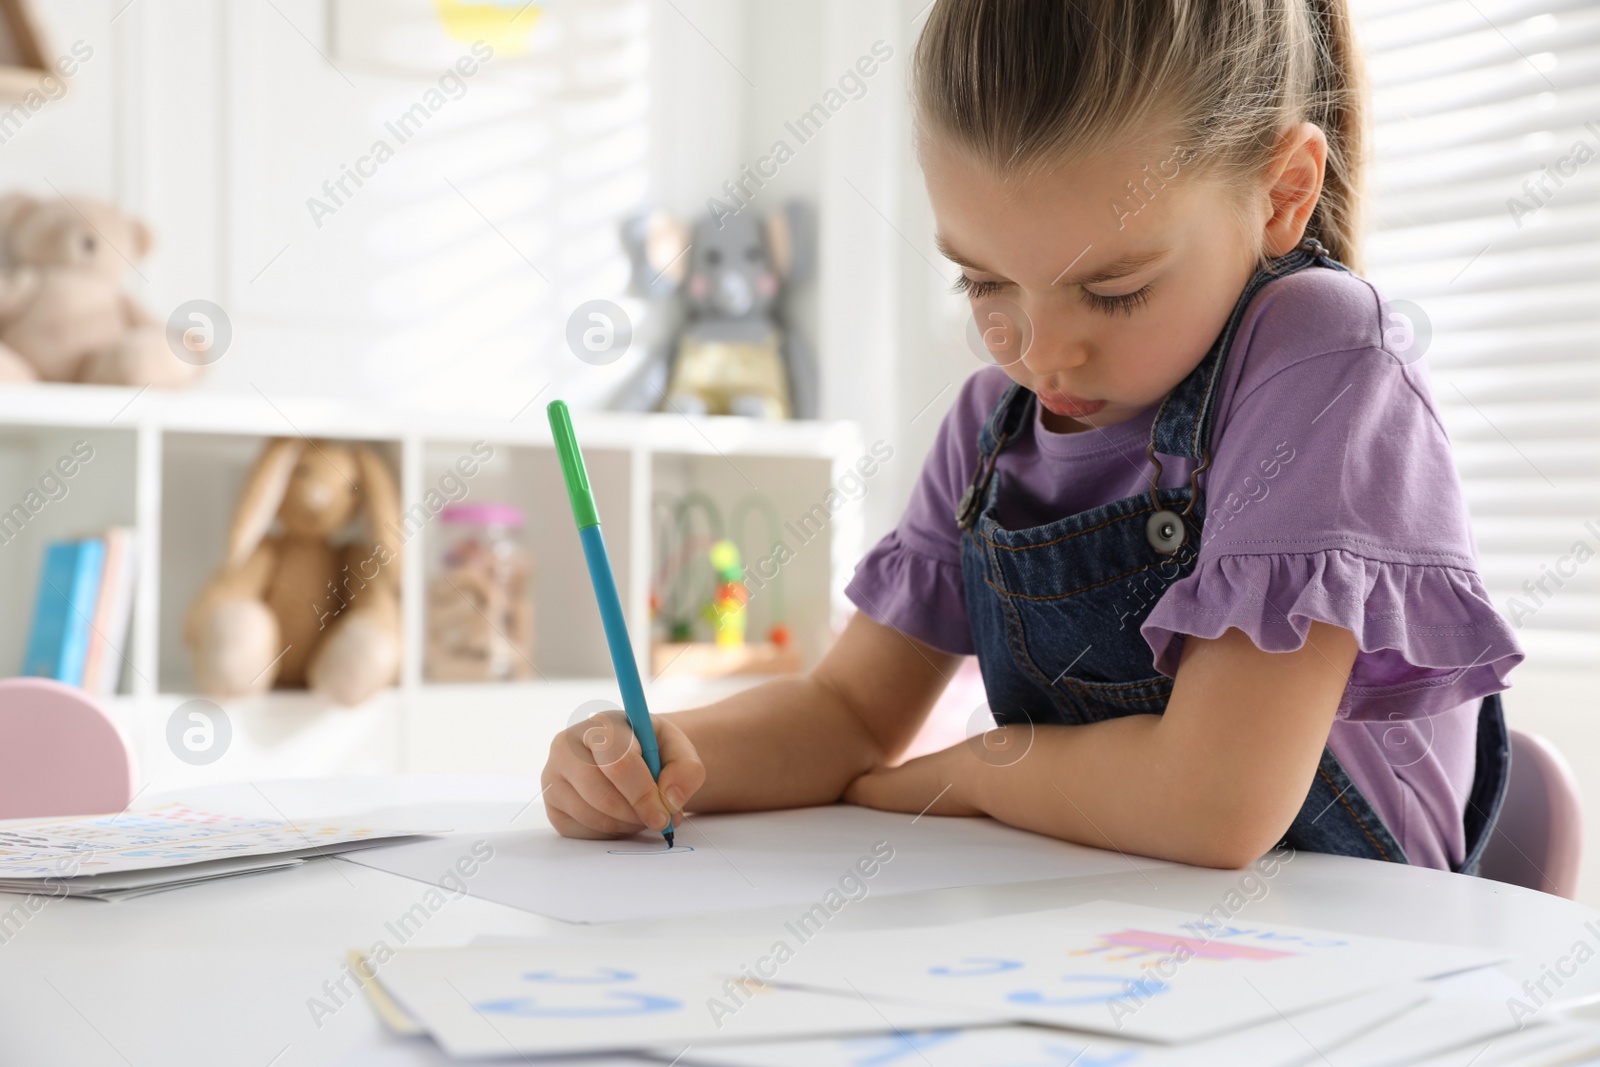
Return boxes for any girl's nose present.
[1021,321,1089,376]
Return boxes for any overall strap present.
[976,380,1034,453]
[956,382,1034,530]
[1147,238,1350,463]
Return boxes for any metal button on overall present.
[1145,510,1185,554]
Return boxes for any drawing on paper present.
[1072,928,1300,963]
[605,844,696,855]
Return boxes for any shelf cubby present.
[0,384,863,792]
[0,422,139,693]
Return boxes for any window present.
[1354,0,1600,664]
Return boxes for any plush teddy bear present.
[614,201,818,419]
[0,193,201,388]
[185,438,403,707]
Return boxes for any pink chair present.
[1478,728,1584,899]
[0,678,138,820]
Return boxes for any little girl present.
[542,0,1522,872]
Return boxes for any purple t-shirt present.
[845,265,1523,871]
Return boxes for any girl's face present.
[923,135,1263,434]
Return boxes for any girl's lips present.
[1037,391,1107,418]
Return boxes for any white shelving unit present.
[0,385,865,794]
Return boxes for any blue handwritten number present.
[927,957,1024,977]
[519,967,636,984]
[475,992,681,1018]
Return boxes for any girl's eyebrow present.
[1054,248,1168,287]
[934,234,992,274]
[935,234,1167,286]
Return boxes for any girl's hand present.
[542,711,706,839]
[842,745,985,818]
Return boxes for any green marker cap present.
[547,400,601,529]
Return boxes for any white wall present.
[8,0,738,415]
[3,0,967,536]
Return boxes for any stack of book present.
[22,528,139,696]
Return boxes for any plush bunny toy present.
[185,438,402,707]
[614,200,818,419]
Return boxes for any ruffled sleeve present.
[845,528,973,655]
[843,369,1013,656]
[1141,549,1522,721]
[1136,285,1524,722]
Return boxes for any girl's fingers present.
[653,719,706,814]
[554,712,659,828]
[843,750,983,817]
[567,761,652,830]
[544,779,641,838]
[547,804,624,840]
[580,730,670,830]
[547,711,703,833]
[842,768,890,809]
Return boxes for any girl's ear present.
[1261,122,1328,257]
[353,445,401,573]
[227,437,304,567]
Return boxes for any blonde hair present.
[912,0,1368,273]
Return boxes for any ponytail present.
[1302,0,1368,273]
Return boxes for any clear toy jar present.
[426,503,534,682]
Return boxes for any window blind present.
[1353,0,1600,663]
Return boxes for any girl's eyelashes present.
[1080,283,1153,316]
[954,272,1155,316]
[951,273,1005,298]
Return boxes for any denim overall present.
[956,238,1511,873]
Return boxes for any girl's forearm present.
[960,717,1273,868]
[668,674,885,812]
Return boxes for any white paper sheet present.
[776,900,1503,1044]
[338,805,1170,923]
[372,943,1007,1059]
[676,1024,1150,1066]
[1405,1017,1600,1067]
[49,857,312,900]
[1323,995,1550,1067]
[675,983,1430,1067]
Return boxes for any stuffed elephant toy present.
[614,200,818,419]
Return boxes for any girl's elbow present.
[1184,806,1293,870]
[1192,833,1279,871]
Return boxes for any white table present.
[2,774,1596,1066]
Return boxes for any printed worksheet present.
[373,943,1007,1059]
[677,991,1539,1067]
[777,900,1504,1043]
[339,805,1172,923]
[0,804,434,881]
[369,935,1522,1064]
